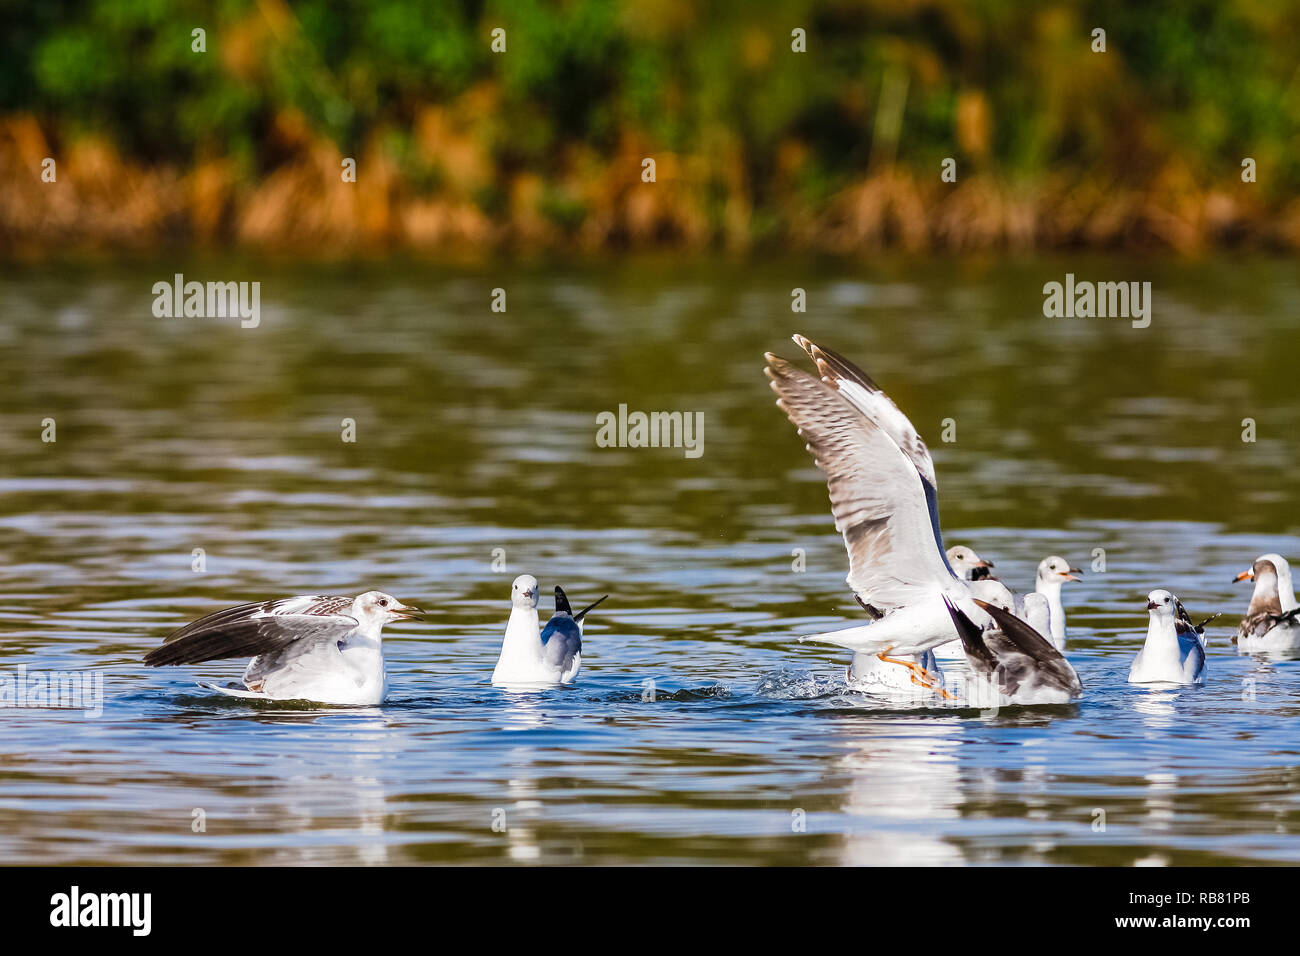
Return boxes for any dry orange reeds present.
[0,111,1293,258]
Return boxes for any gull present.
[1022,592,1053,638]
[931,545,1000,659]
[947,545,994,581]
[1232,553,1300,653]
[943,597,1082,705]
[1035,556,1082,650]
[1128,589,1209,685]
[935,552,1078,655]
[492,576,607,686]
[144,591,425,705]
[846,648,954,701]
[765,334,993,682]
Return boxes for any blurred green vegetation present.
[1,0,1297,252]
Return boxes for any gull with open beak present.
[1233,554,1300,653]
[1128,589,1209,685]
[765,334,995,697]
[144,591,426,705]
[1035,556,1082,651]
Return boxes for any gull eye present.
[379,598,388,607]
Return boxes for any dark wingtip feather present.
[945,597,996,672]
[575,594,607,622]
[554,586,572,615]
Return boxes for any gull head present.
[1145,589,1177,617]
[1235,554,1281,589]
[946,545,992,579]
[353,590,426,625]
[1037,555,1082,585]
[511,574,539,609]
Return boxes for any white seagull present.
[1022,592,1054,639]
[492,575,606,686]
[845,647,953,701]
[944,597,1083,705]
[947,545,995,581]
[1128,589,1209,685]
[1233,553,1300,653]
[765,335,994,685]
[1035,556,1082,650]
[932,545,999,659]
[144,591,425,705]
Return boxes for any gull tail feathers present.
[554,586,606,622]
[576,594,607,622]
[798,623,894,654]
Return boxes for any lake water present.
[2,255,1299,865]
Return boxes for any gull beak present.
[391,602,427,621]
[976,560,992,569]
[1234,570,1254,583]
[1064,569,1083,582]
[1146,600,1159,610]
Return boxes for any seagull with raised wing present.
[765,334,993,676]
[1128,589,1208,685]
[944,597,1082,705]
[1233,553,1300,653]
[144,591,425,705]
[492,577,606,686]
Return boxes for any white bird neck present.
[1143,612,1185,663]
[1035,579,1066,643]
[1276,562,1299,612]
[348,618,386,645]
[1248,572,1284,616]
[499,605,543,662]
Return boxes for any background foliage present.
[1,0,1297,253]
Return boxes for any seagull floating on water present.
[765,334,995,687]
[492,575,607,686]
[944,597,1082,705]
[1128,589,1209,685]
[144,591,425,705]
[1233,553,1300,653]
[1034,556,1082,651]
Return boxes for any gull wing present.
[540,615,583,674]
[973,599,1082,697]
[766,352,958,613]
[792,334,938,489]
[144,595,358,666]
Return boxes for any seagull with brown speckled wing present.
[144,591,425,705]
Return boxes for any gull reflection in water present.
[492,693,564,863]
[258,714,399,865]
[833,717,966,865]
[1132,687,1180,729]
[1142,771,1178,835]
